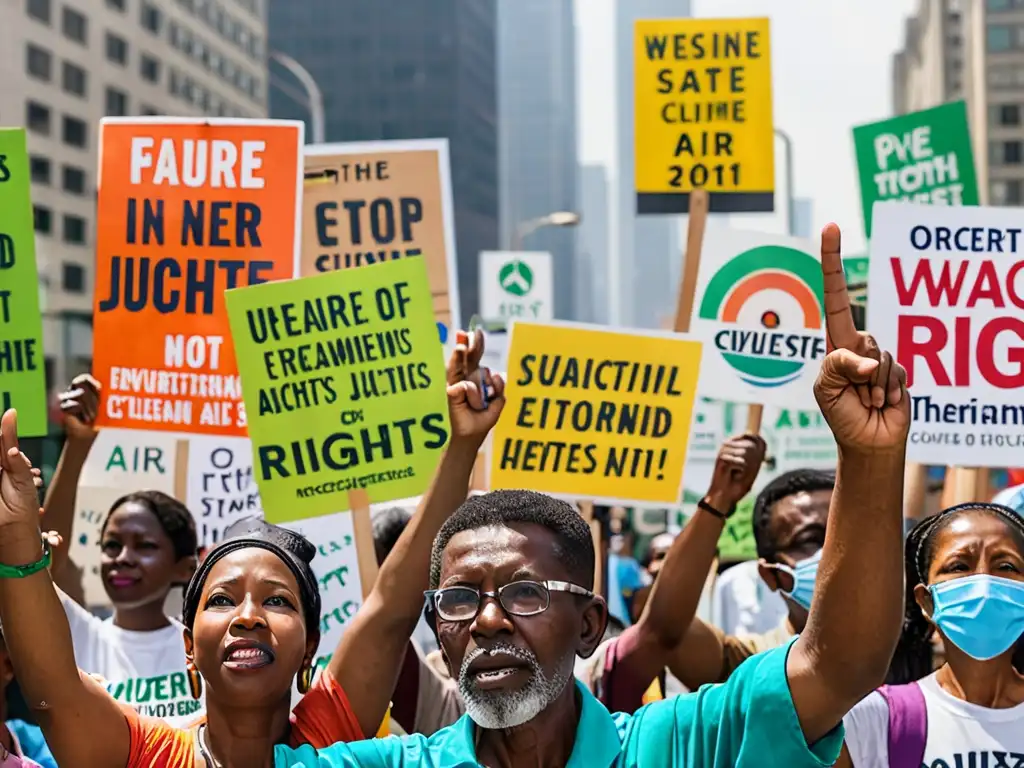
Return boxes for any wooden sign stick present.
[347,489,379,599]
[173,440,189,502]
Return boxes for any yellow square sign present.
[490,322,702,505]
[634,17,775,214]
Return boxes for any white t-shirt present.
[711,560,788,637]
[844,672,1024,768]
[61,593,204,727]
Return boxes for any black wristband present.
[697,498,734,520]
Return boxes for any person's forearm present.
[641,500,726,649]
[41,439,93,577]
[804,448,905,693]
[370,437,478,625]
[0,524,85,712]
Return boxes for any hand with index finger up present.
[813,224,910,454]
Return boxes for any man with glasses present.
[281,226,912,768]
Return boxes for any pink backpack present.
[877,683,928,768]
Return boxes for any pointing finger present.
[821,224,858,354]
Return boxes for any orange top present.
[124,668,363,767]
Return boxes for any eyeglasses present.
[425,580,594,622]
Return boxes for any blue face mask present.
[929,574,1024,661]
[775,548,822,611]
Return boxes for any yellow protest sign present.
[225,257,449,522]
[634,17,774,214]
[490,322,702,505]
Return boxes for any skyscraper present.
[6,0,269,390]
[615,0,688,329]
[578,164,611,324]
[268,0,499,318]
[497,0,578,319]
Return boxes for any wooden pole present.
[347,489,378,598]
[672,190,709,335]
[903,463,928,520]
[173,440,189,502]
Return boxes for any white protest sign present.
[691,228,827,408]
[869,201,1024,466]
[479,251,554,321]
[186,436,263,550]
[80,429,178,491]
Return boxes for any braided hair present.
[886,502,1024,684]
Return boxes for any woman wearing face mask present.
[839,503,1024,768]
[40,376,202,726]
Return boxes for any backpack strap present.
[876,682,928,768]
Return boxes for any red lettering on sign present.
[897,314,1024,389]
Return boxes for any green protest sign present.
[853,101,978,237]
[225,257,450,522]
[681,487,757,562]
[0,129,46,436]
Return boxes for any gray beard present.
[458,643,573,730]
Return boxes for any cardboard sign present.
[92,118,304,436]
[185,436,262,549]
[302,139,459,345]
[692,227,826,407]
[490,321,702,505]
[869,201,1024,466]
[225,257,450,521]
[853,101,978,237]
[0,129,47,435]
[634,18,774,214]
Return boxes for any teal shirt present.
[274,639,843,767]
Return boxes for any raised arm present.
[613,435,765,694]
[40,375,100,583]
[327,330,504,738]
[0,410,130,768]
[786,224,910,743]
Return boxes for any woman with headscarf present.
[0,331,505,767]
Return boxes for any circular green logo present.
[498,260,533,297]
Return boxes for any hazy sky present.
[575,0,918,254]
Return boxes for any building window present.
[141,2,162,33]
[26,101,51,135]
[105,87,128,116]
[62,214,87,244]
[62,61,87,97]
[61,6,88,44]
[105,0,125,10]
[26,0,51,24]
[105,32,128,65]
[140,54,161,83]
[62,263,86,293]
[1005,140,1023,163]
[62,165,86,194]
[29,156,51,184]
[1000,104,1021,125]
[988,0,1012,8]
[26,44,53,82]
[988,24,1014,51]
[62,115,88,148]
[33,205,53,234]
[991,179,1024,205]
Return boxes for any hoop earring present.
[296,662,313,694]
[187,662,203,700]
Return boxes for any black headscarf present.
[182,517,321,638]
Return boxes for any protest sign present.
[0,129,47,435]
[853,101,978,238]
[226,257,449,522]
[79,429,179,491]
[634,18,774,214]
[92,117,304,437]
[185,436,262,549]
[479,251,553,322]
[490,321,702,505]
[869,201,1024,466]
[302,139,459,344]
[691,227,826,407]
[284,510,362,675]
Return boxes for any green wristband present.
[0,538,51,579]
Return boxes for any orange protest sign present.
[93,118,304,436]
